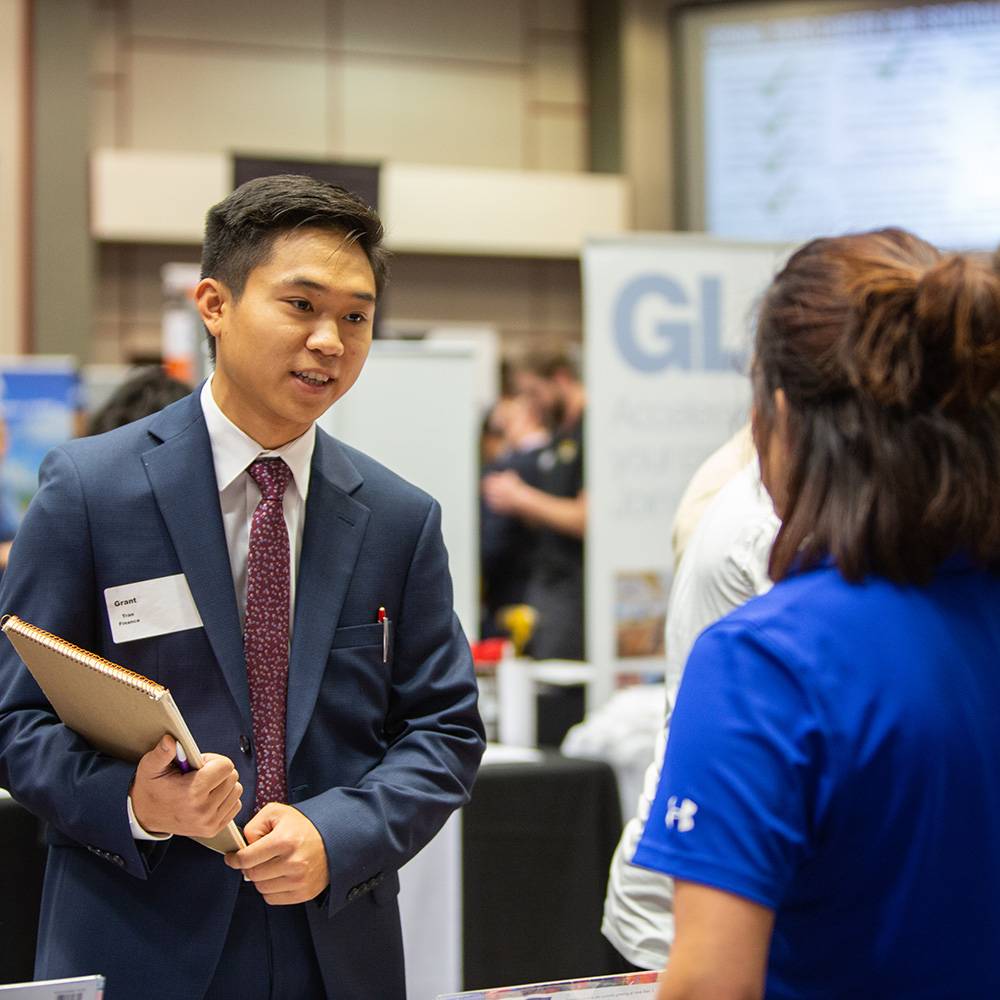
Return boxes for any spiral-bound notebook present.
[1,614,245,854]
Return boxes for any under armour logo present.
[665,795,698,832]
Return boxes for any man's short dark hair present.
[518,348,580,381]
[200,174,390,360]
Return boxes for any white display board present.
[583,235,786,706]
[317,339,481,643]
[695,0,1000,248]
[318,339,482,998]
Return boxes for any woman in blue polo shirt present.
[633,228,1000,999]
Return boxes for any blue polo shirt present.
[633,558,1000,999]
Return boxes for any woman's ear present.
[758,388,790,518]
[773,388,788,439]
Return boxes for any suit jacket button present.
[239,735,252,755]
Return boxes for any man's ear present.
[194,278,228,341]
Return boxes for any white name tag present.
[104,574,204,644]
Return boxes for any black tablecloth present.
[462,753,631,990]
[0,796,46,984]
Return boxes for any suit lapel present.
[142,393,251,728]
[286,431,369,766]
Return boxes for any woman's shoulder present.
[699,563,882,680]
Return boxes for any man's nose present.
[308,320,344,355]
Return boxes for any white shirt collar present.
[199,378,315,501]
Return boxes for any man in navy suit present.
[0,175,485,998]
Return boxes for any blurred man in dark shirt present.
[482,350,586,660]
[479,393,549,638]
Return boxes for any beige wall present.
[93,0,590,361]
[622,0,672,231]
[92,0,588,172]
[0,0,27,356]
[33,0,93,357]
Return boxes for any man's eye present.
[289,299,313,312]
[346,313,369,324]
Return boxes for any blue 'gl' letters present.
[614,273,743,373]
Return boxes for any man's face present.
[199,227,376,448]
[513,370,561,428]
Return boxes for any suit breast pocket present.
[331,622,384,650]
[313,623,393,756]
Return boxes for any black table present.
[0,795,46,984]
[462,753,631,989]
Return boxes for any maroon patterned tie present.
[245,457,292,812]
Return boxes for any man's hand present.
[224,803,329,905]
[130,734,242,838]
[483,471,587,539]
[482,469,529,515]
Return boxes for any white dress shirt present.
[129,379,317,840]
[199,379,316,632]
[601,460,779,969]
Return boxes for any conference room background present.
[3,0,996,371]
[1,1,998,996]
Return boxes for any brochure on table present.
[437,970,658,999]
[0,975,105,998]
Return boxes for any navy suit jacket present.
[0,391,485,999]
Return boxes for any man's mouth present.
[293,371,333,387]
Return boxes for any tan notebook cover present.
[1,614,246,855]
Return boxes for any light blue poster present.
[582,236,785,703]
[0,358,79,526]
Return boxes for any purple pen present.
[175,743,192,773]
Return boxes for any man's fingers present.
[138,734,179,777]
[220,783,243,821]
[238,856,290,884]
[226,830,283,870]
[203,772,241,807]
[226,807,328,903]
[242,802,282,844]
[226,844,282,873]
[193,756,239,795]
[208,782,243,825]
[257,887,305,906]
[250,868,313,904]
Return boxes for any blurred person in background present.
[669,424,754,571]
[601,443,778,971]
[0,408,20,572]
[479,392,549,639]
[482,350,587,659]
[633,229,1000,999]
[86,366,192,436]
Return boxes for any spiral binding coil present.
[1,614,165,700]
